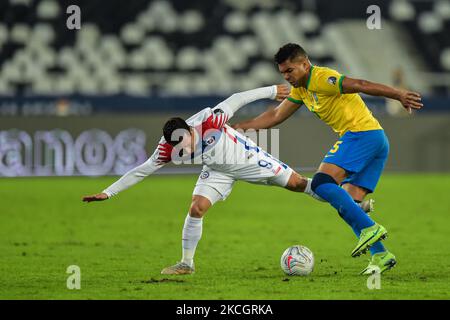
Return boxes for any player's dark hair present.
[163,117,191,146]
[274,43,308,64]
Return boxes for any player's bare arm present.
[233,98,300,131]
[82,193,109,202]
[342,77,423,114]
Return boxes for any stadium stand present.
[0,0,449,97]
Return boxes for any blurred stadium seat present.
[1,0,447,97]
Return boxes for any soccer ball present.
[280,245,314,276]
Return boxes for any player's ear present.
[302,58,310,70]
[294,57,306,71]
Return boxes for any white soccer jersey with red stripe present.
[104,86,277,197]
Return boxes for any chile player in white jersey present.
[83,85,371,275]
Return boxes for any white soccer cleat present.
[161,262,195,275]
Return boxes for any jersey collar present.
[305,65,314,90]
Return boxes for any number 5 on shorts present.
[329,141,343,154]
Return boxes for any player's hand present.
[275,84,290,101]
[398,90,423,114]
[82,193,109,202]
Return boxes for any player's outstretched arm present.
[217,84,289,118]
[233,98,301,131]
[342,77,423,114]
[81,140,171,203]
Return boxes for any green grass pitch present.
[1,174,449,300]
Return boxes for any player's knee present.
[189,201,209,218]
[311,172,338,192]
[286,173,307,192]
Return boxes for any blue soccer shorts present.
[322,129,389,193]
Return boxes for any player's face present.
[278,57,309,88]
[178,128,196,155]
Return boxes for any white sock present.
[181,214,203,267]
[304,178,326,202]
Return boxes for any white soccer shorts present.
[192,160,294,205]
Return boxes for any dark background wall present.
[1,113,449,175]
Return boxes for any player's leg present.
[182,194,213,265]
[341,137,396,273]
[342,183,386,255]
[160,194,214,275]
[161,168,234,275]
[342,184,375,214]
[284,171,308,192]
[160,192,218,275]
[283,170,324,201]
[311,131,388,257]
[342,183,368,202]
[284,170,374,212]
[313,163,386,257]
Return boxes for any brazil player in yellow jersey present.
[234,43,423,275]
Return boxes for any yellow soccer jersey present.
[287,65,382,136]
